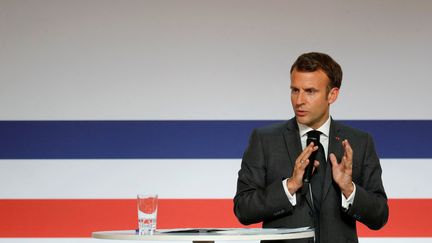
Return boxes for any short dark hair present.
[290,52,343,89]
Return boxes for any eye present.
[291,88,299,94]
[305,89,317,95]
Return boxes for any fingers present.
[342,139,353,163]
[292,143,318,179]
[289,143,319,193]
[330,139,353,165]
[296,142,318,168]
[331,140,354,191]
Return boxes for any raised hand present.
[287,142,319,194]
[330,139,354,198]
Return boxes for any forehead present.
[290,69,330,88]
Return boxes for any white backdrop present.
[1,0,432,243]
[1,0,432,120]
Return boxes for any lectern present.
[93,227,314,243]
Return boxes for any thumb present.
[329,153,338,166]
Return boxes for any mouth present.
[295,110,307,117]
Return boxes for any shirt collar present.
[298,116,331,138]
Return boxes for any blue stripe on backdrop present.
[0,120,429,159]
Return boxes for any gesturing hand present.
[330,139,354,198]
[287,142,319,195]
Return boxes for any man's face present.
[290,68,339,129]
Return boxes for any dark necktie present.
[307,130,326,213]
[307,130,326,242]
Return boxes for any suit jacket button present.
[309,211,313,216]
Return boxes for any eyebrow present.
[290,86,318,91]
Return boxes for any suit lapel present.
[283,118,302,169]
[283,118,314,209]
[322,119,344,201]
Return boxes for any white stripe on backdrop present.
[1,0,432,121]
[0,159,430,199]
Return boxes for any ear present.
[328,87,339,104]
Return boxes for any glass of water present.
[137,194,158,234]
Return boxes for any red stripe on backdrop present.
[0,199,430,237]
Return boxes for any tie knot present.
[307,130,322,141]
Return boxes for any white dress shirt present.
[282,117,355,209]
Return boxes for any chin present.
[296,117,310,125]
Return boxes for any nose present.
[295,91,305,106]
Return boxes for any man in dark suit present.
[234,52,388,243]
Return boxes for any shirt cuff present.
[282,178,297,206]
[341,182,356,210]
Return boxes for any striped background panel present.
[1,120,431,239]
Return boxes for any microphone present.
[303,137,318,183]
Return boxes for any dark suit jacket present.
[234,118,388,243]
